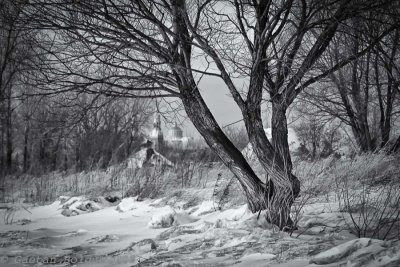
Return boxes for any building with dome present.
[149,113,191,150]
[167,122,192,148]
[168,122,183,143]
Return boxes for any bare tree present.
[72,95,152,171]
[294,116,324,160]
[20,0,398,229]
[0,0,37,172]
[16,91,152,174]
[375,29,400,148]
[301,15,400,152]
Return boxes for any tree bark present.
[243,87,300,228]
[265,102,300,228]
[180,83,269,213]
[271,101,293,172]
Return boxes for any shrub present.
[334,153,400,240]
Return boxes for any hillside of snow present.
[1,151,399,266]
[1,193,400,267]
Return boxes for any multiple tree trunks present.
[180,82,268,212]
[182,91,299,229]
[179,74,299,230]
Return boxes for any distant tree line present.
[0,0,153,174]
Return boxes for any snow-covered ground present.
[1,195,400,267]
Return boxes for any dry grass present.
[1,159,238,205]
[331,153,400,240]
[2,152,399,239]
[288,153,400,237]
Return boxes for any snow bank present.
[116,197,137,212]
[60,196,111,216]
[174,212,199,225]
[310,238,375,265]
[190,201,215,216]
[222,204,253,221]
[148,206,175,228]
[234,253,276,267]
[204,204,253,224]
[148,206,198,228]
[309,238,400,266]
[7,188,400,267]
[57,229,89,237]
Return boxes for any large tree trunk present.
[244,105,300,228]
[252,102,300,228]
[271,101,293,173]
[180,83,269,213]
[243,88,300,229]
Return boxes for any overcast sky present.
[177,75,299,139]
[180,76,244,139]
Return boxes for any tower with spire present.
[150,113,164,151]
